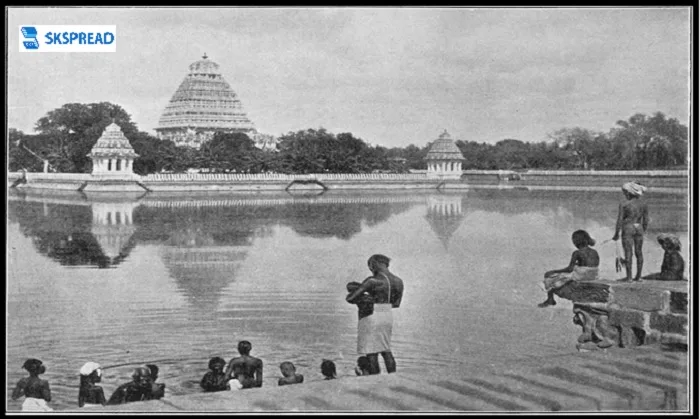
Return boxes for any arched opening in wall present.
[116,160,122,171]
[108,159,112,171]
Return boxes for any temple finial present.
[203,52,208,59]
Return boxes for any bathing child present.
[355,356,372,376]
[146,364,165,400]
[278,361,304,386]
[347,281,374,319]
[321,359,336,380]
[201,357,229,392]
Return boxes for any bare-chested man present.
[346,254,404,375]
[12,358,52,411]
[225,341,263,389]
[612,182,649,282]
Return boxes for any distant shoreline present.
[8,170,689,193]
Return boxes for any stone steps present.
[71,345,687,413]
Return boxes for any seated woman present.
[643,234,685,281]
[538,230,600,308]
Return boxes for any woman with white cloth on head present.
[78,362,106,408]
[11,358,53,412]
[612,182,650,282]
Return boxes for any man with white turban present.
[613,182,650,281]
[622,182,647,197]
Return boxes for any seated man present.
[225,341,263,389]
[107,367,155,405]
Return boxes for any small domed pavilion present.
[425,130,465,179]
[87,122,139,176]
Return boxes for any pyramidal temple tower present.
[155,54,257,149]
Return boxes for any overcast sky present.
[7,7,691,148]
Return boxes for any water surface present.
[6,187,688,410]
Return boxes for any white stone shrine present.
[87,122,139,177]
[425,130,465,180]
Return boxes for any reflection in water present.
[9,195,138,269]
[91,202,139,265]
[6,187,688,410]
[8,191,421,313]
[425,194,465,249]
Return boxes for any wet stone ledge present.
[554,279,688,352]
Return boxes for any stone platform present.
[554,279,689,351]
[59,344,687,413]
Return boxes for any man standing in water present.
[346,254,404,375]
[613,182,649,282]
[225,341,263,389]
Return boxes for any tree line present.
[8,102,688,175]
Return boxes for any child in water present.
[146,364,165,400]
[278,362,304,386]
[538,230,600,308]
[200,357,230,392]
[11,358,53,411]
[355,356,372,376]
[320,359,336,380]
[78,362,106,408]
[346,281,374,319]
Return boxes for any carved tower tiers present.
[155,53,259,149]
[425,130,465,180]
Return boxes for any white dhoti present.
[22,397,53,412]
[228,378,243,391]
[543,266,599,291]
[357,303,393,355]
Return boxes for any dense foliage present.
[8,102,688,174]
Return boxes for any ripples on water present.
[6,188,688,410]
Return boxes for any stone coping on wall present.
[554,278,689,351]
[9,170,689,181]
[463,170,688,176]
